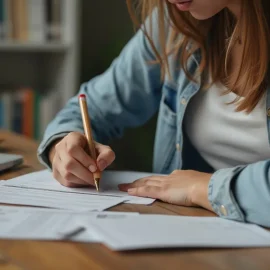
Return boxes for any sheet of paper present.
[81,215,270,250]
[2,170,157,205]
[0,205,140,215]
[0,206,138,242]
[0,209,89,241]
[0,185,125,211]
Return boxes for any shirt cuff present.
[208,166,246,222]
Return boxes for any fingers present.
[95,143,116,171]
[51,132,116,187]
[52,166,89,188]
[128,186,163,199]
[65,135,97,172]
[118,175,165,191]
[58,153,94,185]
[118,175,170,201]
[119,178,163,192]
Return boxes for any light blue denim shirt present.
[38,13,270,227]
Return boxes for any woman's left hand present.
[118,170,213,209]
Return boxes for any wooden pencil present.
[79,94,101,191]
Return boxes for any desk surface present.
[0,131,270,270]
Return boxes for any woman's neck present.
[227,0,242,20]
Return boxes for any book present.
[5,0,12,40]
[1,91,13,130]
[51,0,62,41]
[40,90,59,136]
[0,93,4,128]
[0,0,4,39]
[0,87,62,139]
[4,0,62,42]
[19,0,28,41]
[22,88,34,138]
[46,0,62,41]
[28,0,46,43]
[12,91,23,134]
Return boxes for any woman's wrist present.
[48,139,62,165]
[191,173,214,212]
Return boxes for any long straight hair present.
[127,0,270,112]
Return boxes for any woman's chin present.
[189,11,213,20]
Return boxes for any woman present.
[38,0,270,227]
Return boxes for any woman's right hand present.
[49,132,116,187]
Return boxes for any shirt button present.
[267,108,270,117]
[220,205,228,216]
[181,98,187,105]
[176,143,181,151]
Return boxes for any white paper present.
[0,206,139,242]
[2,170,157,205]
[0,209,86,241]
[82,215,270,250]
[0,185,125,211]
[0,205,140,215]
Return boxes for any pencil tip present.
[94,178,100,191]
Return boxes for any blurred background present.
[0,0,156,172]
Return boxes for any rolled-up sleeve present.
[37,10,166,169]
[208,160,270,227]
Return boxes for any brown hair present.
[127,0,270,112]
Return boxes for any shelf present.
[0,42,71,52]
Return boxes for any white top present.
[184,83,270,170]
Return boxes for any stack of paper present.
[0,206,269,250]
[2,170,269,251]
[0,186,125,211]
[0,206,138,242]
[1,170,156,205]
[79,215,270,250]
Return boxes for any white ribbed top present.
[184,83,270,170]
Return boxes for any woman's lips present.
[175,1,192,11]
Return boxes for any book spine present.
[12,91,23,134]
[11,0,18,40]
[40,90,59,135]
[20,0,28,41]
[0,93,4,128]
[45,0,52,40]
[10,0,28,41]
[22,88,34,138]
[40,93,49,136]
[10,0,20,40]
[51,0,61,41]
[0,0,5,39]
[28,0,45,42]
[6,0,13,40]
[2,0,9,40]
[2,91,13,130]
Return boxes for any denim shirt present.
[37,14,270,227]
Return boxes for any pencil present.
[79,94,101,191]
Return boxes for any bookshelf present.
[0,42,70,51]
[0,0,80,141]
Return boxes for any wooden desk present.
[0,131,270,270]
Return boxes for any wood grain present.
[0,131,270,270]
[0,131,44,180]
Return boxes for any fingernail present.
[89,165,97,173]
[98,159,107,171]
[128,189,135,194]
